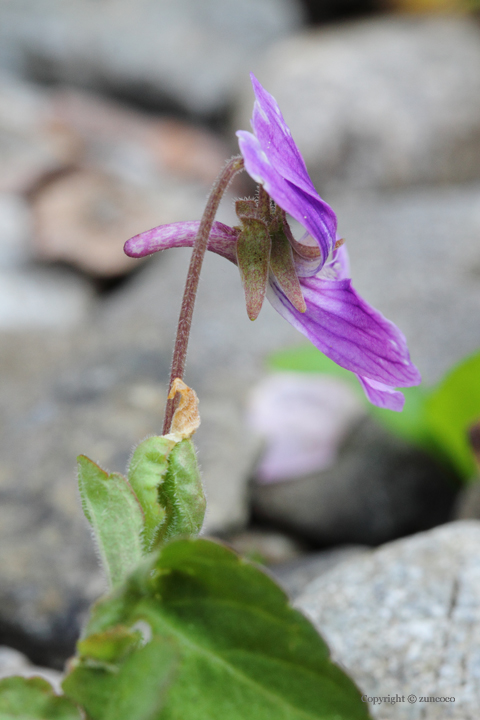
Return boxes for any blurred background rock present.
[0,0,479,674]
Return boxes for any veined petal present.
[237,130,335,270]
[267,275,421,392]
[356,376,405,412]
[249,74,316,198]
[124,221,238,264]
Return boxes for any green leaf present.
[0,676,81,720]
[156,439,206,545]
[424,350,480,480]
[268,344,361,387]
[77,625,142,666]
[64,636,178,720]
[127,437,206,551]
[77,455,144,588]
[126,436,177,551]
[63,539,371,720]
[369,384,435,449]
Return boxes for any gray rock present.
[236,17,480,191]
[296,521,480,719]
[0,193,32,267]
[252,417,458,546]
[223,528,307,565]
[0,71,78,193]
[270,545,367,599]
[453,480,480,521]
[0,0,304,116]
[0,646,63,691]
[0,267,93,329]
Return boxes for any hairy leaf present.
[63,539,371,720]
[0,676,81,719]
[64,637,178,720]
[127,437,205,551]
[77,456,144,588]
[424,350,480,480]
[156,439,206,544]
[127,436,176,550]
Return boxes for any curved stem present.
[163,156,244,434]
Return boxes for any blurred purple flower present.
[125,74,420,411]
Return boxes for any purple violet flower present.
[125,74,421,411]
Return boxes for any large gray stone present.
[270,545,368,599]
[236,16,480,191]
[0,267,93,329]
[296,521,480,719]
[0,0,304,116]
[252,417,457,546]
[0,71,77,193]
[0,646,63,691]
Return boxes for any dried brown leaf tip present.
[167,378,200,439]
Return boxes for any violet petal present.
[268,275,421,391]
[237,130,335,271]
[356,375,405,412]
[249,74,316,197]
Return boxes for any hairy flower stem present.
[163,156,244,434]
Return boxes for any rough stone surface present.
[452,480,480,521]
[223,528,306,566]
[236,17,480,191]
[0,193,32,267]
[0,0,304,116]
[32,168,208,277]
[252,417,458,546]
[0,646,63,691]
[0,73,234,279]
[0,71,79,193]
[270,545,367,599]
[0,267,92,329]
[50,88,229,186]
[296,521,480,719]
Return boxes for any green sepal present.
[269,219,306,313]
[126,436,177,551]
[63,538,371,720]
[235,198,258,219]
[0,676,81,719]
[77,455,144,588]
[256,184,272,221]
[236,217,271,321]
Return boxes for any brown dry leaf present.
[168,378,200,439]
